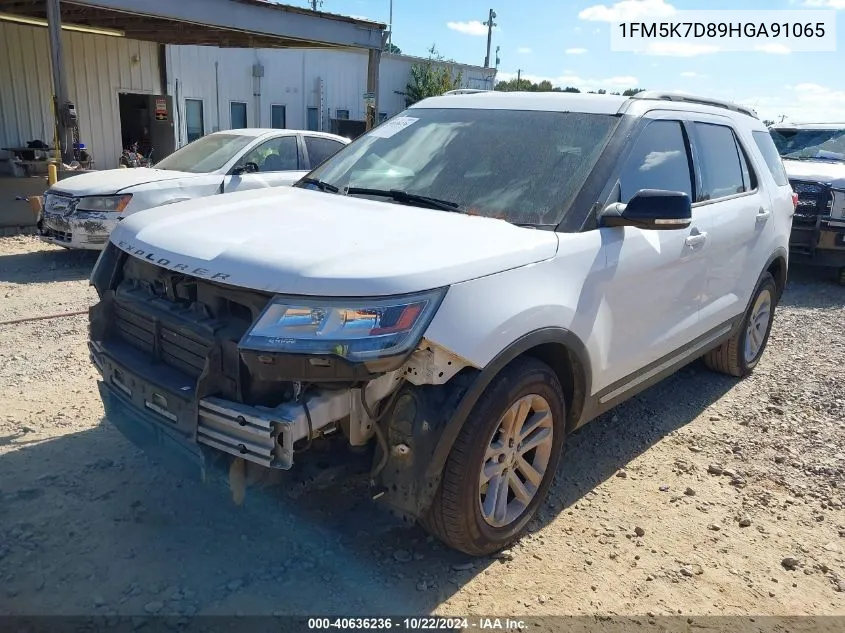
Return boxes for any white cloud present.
[517,47,532,54]
[579,0,676,22]
[497,71,639,92]
[680,71,697,77]
[643,41,720,56]
[446,20,487,36]
[742,84,845,123]
[566,48,588,54]
[755,43,792,55]
[802,0,845,8]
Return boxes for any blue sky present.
[296,0,845,122]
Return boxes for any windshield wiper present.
[344,187,461,212]
[298,177,339,193]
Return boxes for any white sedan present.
[39,129,349,250]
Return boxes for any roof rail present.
[631,91,758,119]
[442,89,490,95]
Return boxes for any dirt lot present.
[1,235,844,620]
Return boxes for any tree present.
[404,45,463,106]
[622,88,646,96]
[762,119,775,127]
[384,42,401,54]
[495,78,578,92]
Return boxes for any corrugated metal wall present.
[0,22,161,170]
[166,45,496,143]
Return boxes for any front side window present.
[154,133,254,173]
[770,127,845,163]
[301,108,620,227]
[619,120,693,203]
[239,136,298,172]
[694,122,745,201]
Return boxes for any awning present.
[0,0,387,49]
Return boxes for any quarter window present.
[693,123,747,201]
[620,120,693,203]
[753,131,789,186]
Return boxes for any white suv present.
[88,91,795,555]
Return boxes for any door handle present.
[684,232,708,249]
[756,207,771,222]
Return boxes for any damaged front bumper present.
[789,216,845,268]
[90,339,403,472]
[40,209,118,250]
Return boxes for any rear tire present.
[703,272,777,378]
[421,357,566,556]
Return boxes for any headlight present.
[76,194,132,213]
[239,289,447,361]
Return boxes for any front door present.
[223,135,306,192]
[594,116,710,392]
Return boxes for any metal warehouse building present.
[0,0,494,171]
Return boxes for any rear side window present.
[620,120,693,203]
[753,131,789,186]
[304,136,345,169]
[693,123,747,201]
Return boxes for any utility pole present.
[495,45,500,70]
[483,9,496,68]
[388,0,393,50]
[517,69,521,90]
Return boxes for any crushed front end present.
[88,243,473,517]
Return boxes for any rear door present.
[223,134,304,192]
[688,118,776,331]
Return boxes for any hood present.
[48,168,200,196]
[110,187,560,297]
[782,159,845,188]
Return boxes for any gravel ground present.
[1,235,843,619]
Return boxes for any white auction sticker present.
[368,116,419,138]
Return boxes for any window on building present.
[619,120,693,204]
[693,122,747,200]
[230,101,248,129]
[185,99,204,143]
[378,112,388,124]
[271,105,287,129]
[336,109,350,120]
[304,135,345,169]
[307,107,319,131]
[239,135,299,172]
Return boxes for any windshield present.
[770,128,845,162]
[299,108,620,226]
[154,134,254,173]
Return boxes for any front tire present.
[421,357,566,556]
[703,272,777,377]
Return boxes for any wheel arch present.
[766,248,788,300]
[424,327,592,481]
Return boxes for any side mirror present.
[233,162,259,175]
[600,189,692,230]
